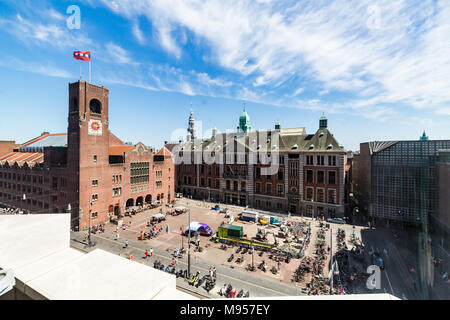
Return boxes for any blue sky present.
[0,0,449,151]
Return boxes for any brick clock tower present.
[67,81,111,230]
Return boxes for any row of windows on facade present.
[306,155,337,166]
[306,170,337,185]
[0,192,67,207]
[0,177,68,192]
[254,182,284,195]
[131,168,149,177]
[180,177,289,196]
[178,181,337,204]
[90,187,167,204]
[0,172,68,188]
[180,160,330,179]
[131,175,149,185]
[180,165,286,180]
[91,171,164,188]
[305,187,337,204]
[178,153,338,166]
[179,153,285,164]
[180,167,336,186]
[0,194,48,209]
[0,182,44,194]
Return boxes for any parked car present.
[184,222,213,236]
[326,217,345,224]
[372,254,385,269]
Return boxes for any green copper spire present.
[420,130,429,141]
[238,102,252,134]
[319,112,328,129]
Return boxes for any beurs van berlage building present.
[173,109,346,218]
[0,81,174,229]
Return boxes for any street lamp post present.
[187,208,191,277]
[251,244,254,269]
[22,194,26,214]
[67,203,71,222]
[181,225,184,250]
[330,227,333,295]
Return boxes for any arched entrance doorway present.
[136,196,144,206]
[114,205,120,216]
[126,198,134,208]
[108,205,114,214]
[145,194,152,204]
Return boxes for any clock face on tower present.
[88,119,102,136]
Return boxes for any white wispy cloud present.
[0,11,91,49]
[105,42,138,65]
[96,0,450,119]
[194,72,233,87]
[132,22,146,45]
[0,57,72,78]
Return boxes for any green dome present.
[238,108,252,133]
[240,111,250,121]
[320,113,327,120]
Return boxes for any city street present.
[70,229,304,298]
[69,198,371,298]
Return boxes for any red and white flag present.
[73,51,91,61]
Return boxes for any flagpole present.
[89,58,92,83]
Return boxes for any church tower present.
[187,108,196,141]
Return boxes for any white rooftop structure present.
[0,214,197,300]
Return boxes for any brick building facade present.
[173,110,346,218]
[0,81,174,229]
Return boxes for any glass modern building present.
[353,135,450,226]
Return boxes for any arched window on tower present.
[89,98,102,114]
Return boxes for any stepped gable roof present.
[156,146,172,157]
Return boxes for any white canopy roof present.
[0,214,198,300]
